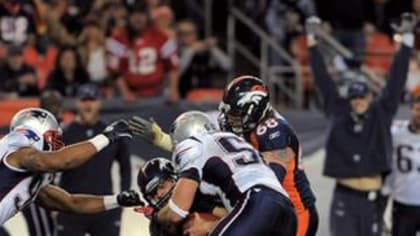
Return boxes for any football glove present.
[391,13,417,34]
[117,190,144,207]
[103,119,132,143]
[129,116,173,151]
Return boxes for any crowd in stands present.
[2,0,420,107]
[0,0,231,103]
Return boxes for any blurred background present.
[0,0,419,235]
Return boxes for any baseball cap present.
[76,84,99,100]
[348,81,370,99]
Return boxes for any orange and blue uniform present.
[244,111,318,236]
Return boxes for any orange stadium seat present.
[186,89,224,102]
[23,46,58,89]
[0,99,40,128]
[364,32,395,74]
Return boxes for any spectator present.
[315,0,374,54]
[21,90,64,236]
[176,19,231,98]
[306,15,414,236]
[46,46,90,97]
[106,3,179,102]
[78,21,109,85]
[0,0,36,46]
[0,45,39,99]
[151,5,175,37]
[57,84,131,236]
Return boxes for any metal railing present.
[227,7,303,108]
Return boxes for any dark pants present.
[392,201,420,236]
[210,186,297,236]
[0,227,9,236]
[330,184,383,236]
[56,208,121,236]
[22,204,55,236]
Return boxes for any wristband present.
[103,195,119,210]
[168,199,189,219]
[401,33,414,47]
[307,34,317,47]
[89,134,110,152]
[155,133,173,151]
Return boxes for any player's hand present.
[103,120,132,143]
[134,205,155,219]
[117,190,144,207]
[129,116,161,142]
[391,13,417,34]
[305,16,322,36]
[183,213,215,236]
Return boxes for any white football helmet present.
[170,111,217,145]
[10,108,63,151]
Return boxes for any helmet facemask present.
[43,129,64,151]
[144,176,177,210]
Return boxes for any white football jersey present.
[172,131,287,211]
[387,120,420,205]
[0,129,53,225]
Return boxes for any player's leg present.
[89,209,122,236]
[329,185,359,236]
[359,195,382,236]
[56,213,89,236]
[392,201,419,236]
[0,227,9,236]
[22,204,55,236]
[305,205,319,236]
[209,187,293,236]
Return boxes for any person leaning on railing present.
[306,13,415,236]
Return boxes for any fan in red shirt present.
[106,3,179,102]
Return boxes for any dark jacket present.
[309,44,411,178]
[60,121,131,194]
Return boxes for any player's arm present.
[9,120,131,172]
[157,177,198,224]
[305,17,347,117]
[129,116,173,151]
[378,13,414,115]
[37,185,143,214]
[262,148,293,182]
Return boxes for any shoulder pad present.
[254,117,291,151]
[172,137,203,174]
[6,129,41,150]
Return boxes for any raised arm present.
[378,13,416,115]
[37,185,143,214]
[306,17,347,117]
[9,120,132,172]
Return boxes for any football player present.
[129,76,318,236]
[386,93,420,236]
[106,2,179,102]
[218,76,318,236]
[130,111,297,235]
[0,108,143,225]
[136,157,226,236]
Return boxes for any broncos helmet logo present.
[237,91,267,107]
